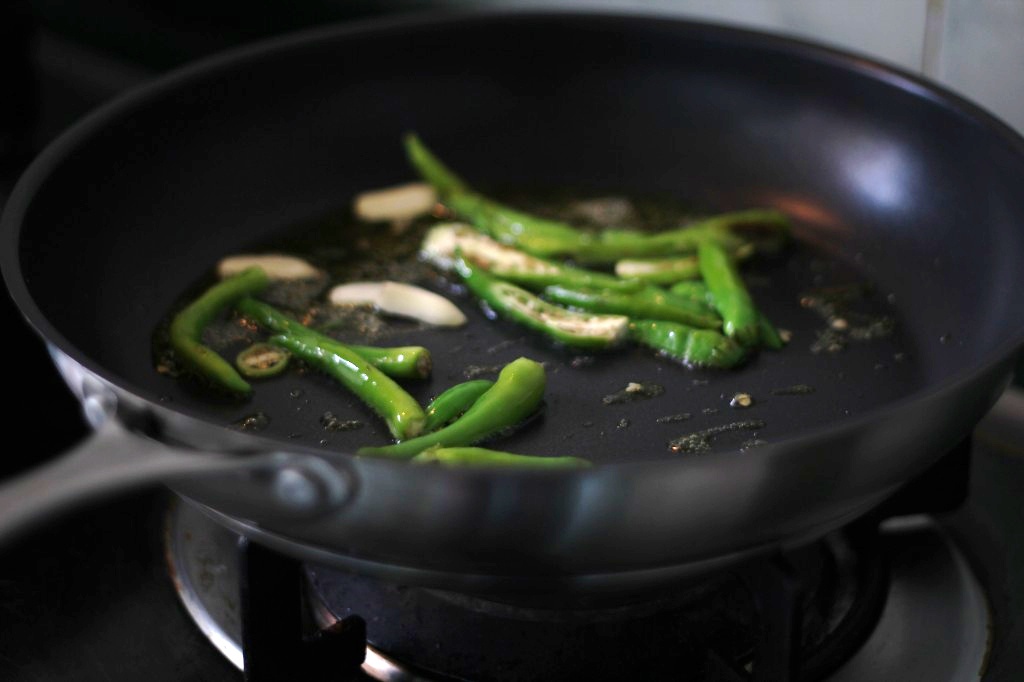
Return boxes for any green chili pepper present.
[412,446,590,469]
[357,357,545,459]
[406,134,589,257]
[668,280,716,304]
[542,284,722,330]
[406,133,789,263]
[236,297,425,439]
[443,191,595,258]
[348,345,433,380]
[235,342,291,378]
[698,241,760,347]
[169,267,269,394]
[628,319,747,369]
[579,210,787,263]
[613,255,702,285]
[421,223,642,292]
[423,379,494,433]
[564,225,721,264]
[668,281,783,350]
[454,255,629,349]
[403,132,469,195]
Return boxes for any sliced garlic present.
[327,281,386,304]
[329,281,466,327]
[217,254,320,280]
[354,182,437,223]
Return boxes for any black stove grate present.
[234,438,973,682]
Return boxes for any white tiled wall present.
[480,0,1024,135]
[935,0,1024,133]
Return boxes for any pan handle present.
[0,392,354,545]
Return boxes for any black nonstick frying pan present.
[2,12,1024,595]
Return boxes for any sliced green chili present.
[578,210,787,264]
[669,281,784,350]
[421,223,642,292]
[542,284,721,330]
[423,379,494,433]
[349,345,433,380]
[236,297,425,439]
[628,319,748,369]
[235,342,290,378]
[412,446,590,469]
[613,255,702,285]
[169,267,269,394]
[442,191,595,259]
[454,255,629,349]
[357,357,545,459]
[406,132,790,263]
[698,240,760,347]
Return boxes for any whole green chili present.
[628,319,747,369]
[669,281,783,350]
[169,266,269,394]
[698,240,760,346]
[236,297,426,439]
[357,357,545,459]
[406,133,789,263]
[423,379,494,433]
[348,345,433,380]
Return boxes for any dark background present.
[0,0,447,479]
[0,5,420,680]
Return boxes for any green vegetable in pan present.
[628,320,747,369]
[543,284,722,330]
[423,379,494,433]
[667,280,717,304]
[454,255,629,349]
[358,357,546,459]
[412,446,590,469]
[697,240,761,347]
[613,255,702,285]
[406,134,591,258]
[670,281,784,350]
[348,344,433,380]
[421,223,642,292]
[614,242,756,286]
[235,342,290,378]
[235,297,426,440]
[403,132,470,195]
[406,133,789,263]
[169,266,269,395]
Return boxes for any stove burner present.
[305,529,882,681]
[164,502,990,681]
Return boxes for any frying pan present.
[3,11,1024,595]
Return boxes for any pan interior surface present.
[147,193,925,465]
[8,13,1024,466]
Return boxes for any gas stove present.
[163,499,989,681]
[1,388,1021,681]
[155,404,1022,681]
